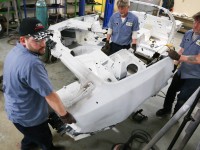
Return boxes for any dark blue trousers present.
[163,72,200,113]
[14,121,54,150]
[109,42,130,55]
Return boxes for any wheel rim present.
[0,23,2,32]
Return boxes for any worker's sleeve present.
[108,15,114,30]
[132,16,139,31]
[107,28,112,35]
[27,63,53,97]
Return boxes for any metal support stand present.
[167,90,200,150]
[143,87,200,150]
[6,1,10,34]
[13,0,20,26]
[176,109,200,150]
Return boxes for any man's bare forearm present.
[45,92,67,116]
[180,54,200,64]
[107,34,111,41]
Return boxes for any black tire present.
[0,21,5,37]
[0,75,3,92]
[49,55,58,63]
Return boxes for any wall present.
[95,0,105,13]
[173,0,200,17]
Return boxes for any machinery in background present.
[47,1,180,140]
[0,0,20,36]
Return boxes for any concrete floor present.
[0,32,200,150]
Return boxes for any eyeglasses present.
[25,36,47,44]
[23,35,49,46]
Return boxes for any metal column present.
[103,0,114,28]
[79,0,85,16]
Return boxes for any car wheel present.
[0,21,5,37]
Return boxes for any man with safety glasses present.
[3,18,76,150]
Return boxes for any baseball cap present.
[19,18,50,40]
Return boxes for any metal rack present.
[21,0,65,18]
[65,0,103,17]
[0,0,20,34]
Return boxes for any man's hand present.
[60,112,76,124]
[104,40,110,50]
[101,40,110,55]
[46,39,57,50]
[168,50,181,61]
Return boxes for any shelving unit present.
[85,1,102,14]
[65,0,78,17]
[65,0,103,18]
[21,0,65,18]
[0,0,20,15]
[1,0,104,21]
[0,0,20,34]
[173,15,194,33]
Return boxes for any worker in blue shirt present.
[156,11,200,117]
[102,0,139,55]
[3,18,76,150]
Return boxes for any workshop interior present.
[0,0,200,150]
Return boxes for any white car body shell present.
[48,1,179,140]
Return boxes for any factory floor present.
[0,32,200,150]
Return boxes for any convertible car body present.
[48,1,180,140]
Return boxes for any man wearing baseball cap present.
[3,18,76,150]
[156,11,200,117]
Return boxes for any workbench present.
[173,15,194,33]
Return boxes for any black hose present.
[111,129,157,150]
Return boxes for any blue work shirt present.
[3,43,53,127]
[178,30,200,79]
[108,12,139,45]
